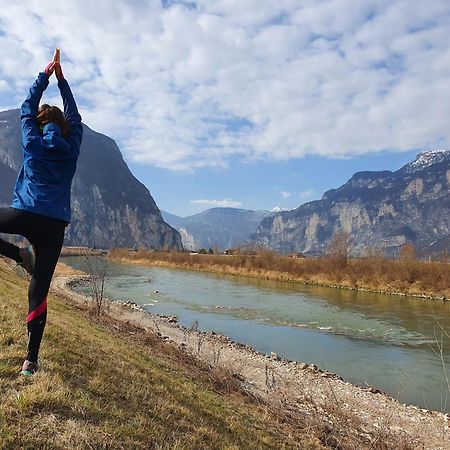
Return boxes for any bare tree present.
[399,242,418,283]
[83,247,110,317]
[327,231,350,267]
[400,242,416,262]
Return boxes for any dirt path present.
[52,274,450,450]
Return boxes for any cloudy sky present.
[1,0,449,216]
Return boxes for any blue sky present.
[129,149,420,216]
[0,0,449,216]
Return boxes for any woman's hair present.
[36,104,69,138]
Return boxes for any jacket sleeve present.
[21,73,49,151]
[58,78,83,154]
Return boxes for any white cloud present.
[281,191,291,199]
[0,0,449,170]
[190,198,242,208]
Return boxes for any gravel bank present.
[52,274,450,450]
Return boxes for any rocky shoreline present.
[51,273,450,450]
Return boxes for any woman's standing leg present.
[0,207,66,371]
[25,218,65,365]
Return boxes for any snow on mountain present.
[270,206,293,213]
[400,149,450,174]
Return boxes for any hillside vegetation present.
[0,259,323,450]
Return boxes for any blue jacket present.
[12,72,83,223]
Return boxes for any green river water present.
[63,256,450,413]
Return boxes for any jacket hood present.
[42,123,70,152]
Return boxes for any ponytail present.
[37,104,69,138]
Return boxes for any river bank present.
[109,250,450,301]
[2,261,322,449]
[51,266,450,450]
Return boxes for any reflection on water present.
[63,256,450,412]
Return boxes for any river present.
[63,256,450,412]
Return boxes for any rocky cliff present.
[162,208,274,251]
[0,109,182,250]
[251,150,450,256]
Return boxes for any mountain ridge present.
[252,150,450,256]
[162,207,275,250]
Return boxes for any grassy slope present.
[0,261,323,450]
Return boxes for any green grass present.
[0,260,323,450]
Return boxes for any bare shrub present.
[83,248,110,317]
[327,231,350,269]
[399,243,419,283]
[430,322,450,413]
[400,243,416,262]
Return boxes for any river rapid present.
[63,256,450,413]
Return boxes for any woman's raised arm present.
[20,62,55,151]
[56,64,83,152]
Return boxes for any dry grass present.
[109,248,450,300]
[0,258,429,449]
[0,259,325,450]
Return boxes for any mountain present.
[0,109,182,250]
[251,150,450,257]
[160,210,185,230]
[161,208,275,251]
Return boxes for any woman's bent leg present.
[0,238,21,262]
[0,208,26,262]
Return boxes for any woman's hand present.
[44,49,64,80]
[44,62,56,77]
[55,63,64,81]
[53,48,60,65]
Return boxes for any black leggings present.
[0,208,66,363]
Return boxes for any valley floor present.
[2,258,449,449]
[53,266,450,450]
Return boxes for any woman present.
[0,55,83,375]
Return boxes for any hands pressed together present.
[44,48,64,80]
[44,62,64,80]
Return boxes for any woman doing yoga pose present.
[0,52,83,375]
